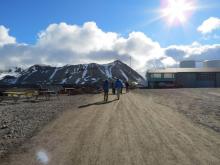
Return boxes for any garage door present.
[196,73,215,88]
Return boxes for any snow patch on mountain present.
[75,78,81,84]
[50,68,59,80]
[98,67,105,75]
[0,68,21,81]
[82,65,88,78]
[61,78,67,84]
[23,71,36,81]
[120,69,128,81]
[104,65,112,78]
[65,68,69,74]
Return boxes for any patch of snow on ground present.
[137,77,146,85]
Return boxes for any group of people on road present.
[103,79,129,102]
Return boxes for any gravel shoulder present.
[0,95,91,157]
[1,89,220,165]
[136,88,220,132]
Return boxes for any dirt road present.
[1,90,220,165]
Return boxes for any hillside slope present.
[0,60,145,86]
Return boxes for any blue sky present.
[0,0,220,74]
[1,0,220,46]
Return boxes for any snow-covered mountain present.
[0,60,145,86]
[0,67,23,85]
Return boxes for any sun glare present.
[161,0,196,25]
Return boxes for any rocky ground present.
[136,88,220,132]
[0,95,89,157]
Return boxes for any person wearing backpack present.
[115,79,123,100]
[103,80,109,102]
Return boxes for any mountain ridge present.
[0,60,146,86]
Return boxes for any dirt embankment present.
[1,89,220,165]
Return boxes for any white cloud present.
[165,42,220,62]
[197,17,220,34]
[0,22,174,76]
[0,22,219,76]
[37,22,118,53]
[161,56,177,66]
[36,22,170,73]
[0,25,16,46]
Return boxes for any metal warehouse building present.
[147,68,220,88]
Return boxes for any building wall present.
[176,73,197,88]
[148,72,220,88]
[147,73,175,88]
[180,61,196,68]
[216,73,220,87]
[196,72,215,88]
[203,60,220,68]
[176,72,218,88]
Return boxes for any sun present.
[161,0,196,25]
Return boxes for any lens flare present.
[160,0,197,26]
[37,150,49,164]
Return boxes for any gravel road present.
[1,89,220,165]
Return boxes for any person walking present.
[125,81,129,93]
[111,81,115,95]
[115,79,123,100]
[120,81,123,94]
[103,80,109,102]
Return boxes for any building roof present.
[147,67,220,73]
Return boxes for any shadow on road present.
[78,99,118,108]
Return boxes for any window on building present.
[164,73,175,78]
[151,73,162,78]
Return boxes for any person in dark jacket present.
[111,81,115,95]
[120,81,123,94]
[125,81,129,93]
[103,80,109,102]
[115,79,123,100]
